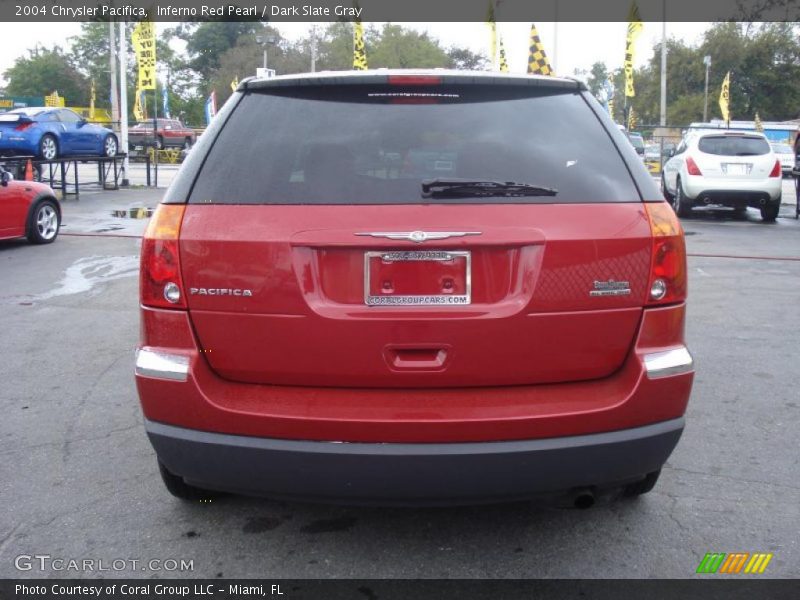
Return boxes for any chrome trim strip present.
[135,348,190,381]
[643,347,694,379]
[355,231,481,243]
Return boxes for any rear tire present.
[760,195,781,222]
[158,461,218,501]
[183,137,192,150]
[156,136,164,150]
[623,469,661,497]
[673,178,693,218]
[39,134,58,160]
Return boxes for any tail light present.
[769,159,781,177]
[685,156,702,176]
[14,122,33,131]
[140,204,186,309]
[645,202,687,306]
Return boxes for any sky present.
[0,21,711,87]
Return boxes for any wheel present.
[158,461,218,501]
[183,137,193,150]
[156,136,165,150]
[623,469,661,497]
[673,177,693,218]
[660,174,674,201]
[760,195,780,222]
[39,134,58,160]
[27,199,60,244]
[103,134,118,157]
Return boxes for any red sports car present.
[0,167,60,243]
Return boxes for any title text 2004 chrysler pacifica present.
[135,71,694,506]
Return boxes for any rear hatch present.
[694,133,774,179]
[176,75,655,388]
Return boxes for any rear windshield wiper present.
[421,178,558,198]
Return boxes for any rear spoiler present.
[0,114,32,123]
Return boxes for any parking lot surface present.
[0,189,798,579]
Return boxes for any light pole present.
[255,34,277,70]
[703,55,712,123]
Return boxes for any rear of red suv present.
[135,71,694,505]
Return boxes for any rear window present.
[188,84,639,205]
[698,135,770,156]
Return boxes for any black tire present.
[183,137,193,150]
[158,461,218,501]
[156,136,165,150]
[760,195,781,222]
[103,134,118,158]
[623,469,661,497]
[673,177,693,218]
[39,134,58,160]
[27,198,60,244]
[660,174,674,201]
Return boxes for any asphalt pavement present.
[0,187,798,579]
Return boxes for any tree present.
[181,22,262,81]
[4,47,89,105]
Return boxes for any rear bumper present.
[147,417,684,504]
[683,178,782,204]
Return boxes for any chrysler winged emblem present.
[355,231,482,243]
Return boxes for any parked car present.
[0,166,60,243]
[628,132,646,158]
[662,130,782,221]
[770,142,794,177]
[0,107,118,160]
[136,70,693,506]
[128,119,196,150]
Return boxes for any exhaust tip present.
[573,490,596,509]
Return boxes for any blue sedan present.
[0,107,118,160]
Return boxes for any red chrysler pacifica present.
[135,70,694,506]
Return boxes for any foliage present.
[3,47,89,105]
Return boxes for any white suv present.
[661,131,782,221]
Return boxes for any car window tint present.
[189,85,639,205]
[698,136,770,156]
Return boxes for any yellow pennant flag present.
[719,71,731,124]
[133,88,145,122]
[353,21,367,70]
[527,24,552,76]
[486,1,497,69]
[624,1,643,97]
[627,106,637,130]
[498,37,509,72]
[89,79,96,119]
[230,76,239,92]
[132,21,156,91]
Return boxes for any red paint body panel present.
[0,180,53,239]
[178,203,653,387]
[137,303,692,443]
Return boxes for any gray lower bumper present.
[146,418,684,504]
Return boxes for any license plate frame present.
[364,250,471,306]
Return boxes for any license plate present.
[364,250,471,306]
[724,163,747,175]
